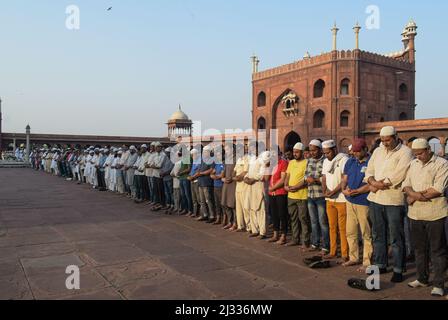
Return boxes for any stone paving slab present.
[0,168,445,300]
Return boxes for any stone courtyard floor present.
[0,168,443,300]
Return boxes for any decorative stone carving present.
[281,91,299,117]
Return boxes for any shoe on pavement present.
[431,287,445,297]
[408,280,428,288]
[390,272,403,283]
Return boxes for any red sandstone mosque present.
[251,20,447,153]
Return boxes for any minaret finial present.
[331,22,339,51]
[251,54,259,73]
[353,21,361,50]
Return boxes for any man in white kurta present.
[244,149,269,239]
[84,150,93,184]
[90,149,99,188]
[125,146,139,199]
[145,143,156,203]
[105,149,115,190]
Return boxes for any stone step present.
[0,161,31,168]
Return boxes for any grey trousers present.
[287,198,311,246]
[214,187,223,219]
[410,217,447,288]
[191,181,201,216]
[173,188,181,211]
[225,207,235,224]
[199,186,215,219]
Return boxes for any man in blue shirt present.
[196,145,216,223]
[211,147,225,225]
[341,138,373,272]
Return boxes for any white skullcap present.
[348,145,353,151]
[89,150,94,154]
[150,142,156,146]
[309,139,322,148]
[203,145,212,152]
[129,145,136,150]
[380,126,396,137]
[141,144,148,149]
[260,151,271,164]
[412,138,429,150]
[322,140,336,149]
[293,142,305,151]
[118,151,123,155]
[190,149,199,155]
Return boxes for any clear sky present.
[1,0,447,137]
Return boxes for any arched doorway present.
[284,131,301,152]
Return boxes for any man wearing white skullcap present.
[124,145,139,199]
[195,144,216,222]
[380,126,396,137]
[159,146,175,212]
[104,147,114,190]
[95,147,107,191]
[284,142,311,247]
[50,147,58,175]
[137,144,150,202]
[322,140,350,261]
[109,148,120,192]
[305,139,330,253]
[403,138,448,296]
[84,149,94,185]
[205,145,222,224]
[77,149,86,183]
[149,142,167,211]
[309,139,322,149]
[132,147,145,203]
[233,141,251,232]
[322,140,336,149]
[87,148,98,188]
[145,142,156,204]
[188,147,203,218]
[364,125,413,283]
[244,145,268,239]
[117,145,130,195]
[293,142,305,151]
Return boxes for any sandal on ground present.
[342,260,361,267]
[309,260,331,269]
[347,278,379,291]
[303,255,323,265]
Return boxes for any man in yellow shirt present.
[284,142,310,250]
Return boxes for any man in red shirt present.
[267,148,289,245]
